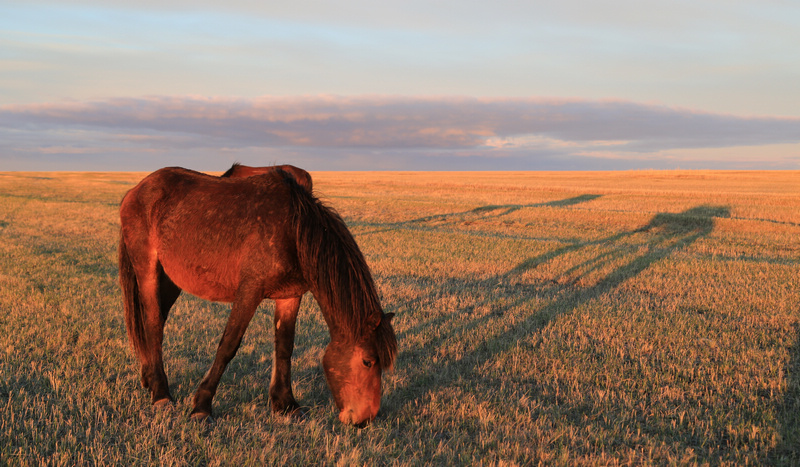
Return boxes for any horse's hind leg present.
[270,296,302,415]
[150,266,181,407]
[136,261,176,406]
[191,286,262,420]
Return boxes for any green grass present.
[1,170,799,465]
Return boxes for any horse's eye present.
[362,359,374,369]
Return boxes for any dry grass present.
[1,170,799,465]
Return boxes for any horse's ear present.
[368,311,382,330]
[368,311,394,330]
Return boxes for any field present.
[1,170,799,465]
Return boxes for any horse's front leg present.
[269,296,303,415]
[191,288,261,421]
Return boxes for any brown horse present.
[221,162,313,193]
[118,166,396,426]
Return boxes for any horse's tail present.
[118,231,146,360]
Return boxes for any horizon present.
[4,167,798,174]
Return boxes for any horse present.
[221,162,313,193]
[118,166,396,426]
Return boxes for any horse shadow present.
[772,322,800,462]
[382,203,731,440]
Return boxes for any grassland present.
[0,170,798,465]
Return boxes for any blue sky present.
[1,0,799,170]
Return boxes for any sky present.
[1,0,799,171]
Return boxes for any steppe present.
[1,170,798,465]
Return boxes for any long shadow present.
[384,204,731,446]
[771,321,800,463]
[390,205,723,343]
[470,194,603,217]
[355,194,603,236]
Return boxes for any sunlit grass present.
[1,170,798,465]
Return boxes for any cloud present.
[1,95,799,170]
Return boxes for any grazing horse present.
[221,162,313,193]
[118,166,396,426]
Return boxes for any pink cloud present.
[1,95,799,170]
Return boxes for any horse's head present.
[323,312,396,427]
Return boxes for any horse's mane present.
[280,171,396,370]
[220,162,242,178]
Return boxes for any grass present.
[0,170,799,465]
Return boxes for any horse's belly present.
[160,254,239,302]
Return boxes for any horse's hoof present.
[273,401,307,420]
[190,411,214,424]
[282,406,308,420]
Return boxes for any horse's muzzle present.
[339,408,374,428]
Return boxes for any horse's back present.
[121,166,213,208]
[120,166,305,302]
[123,166,288,211]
